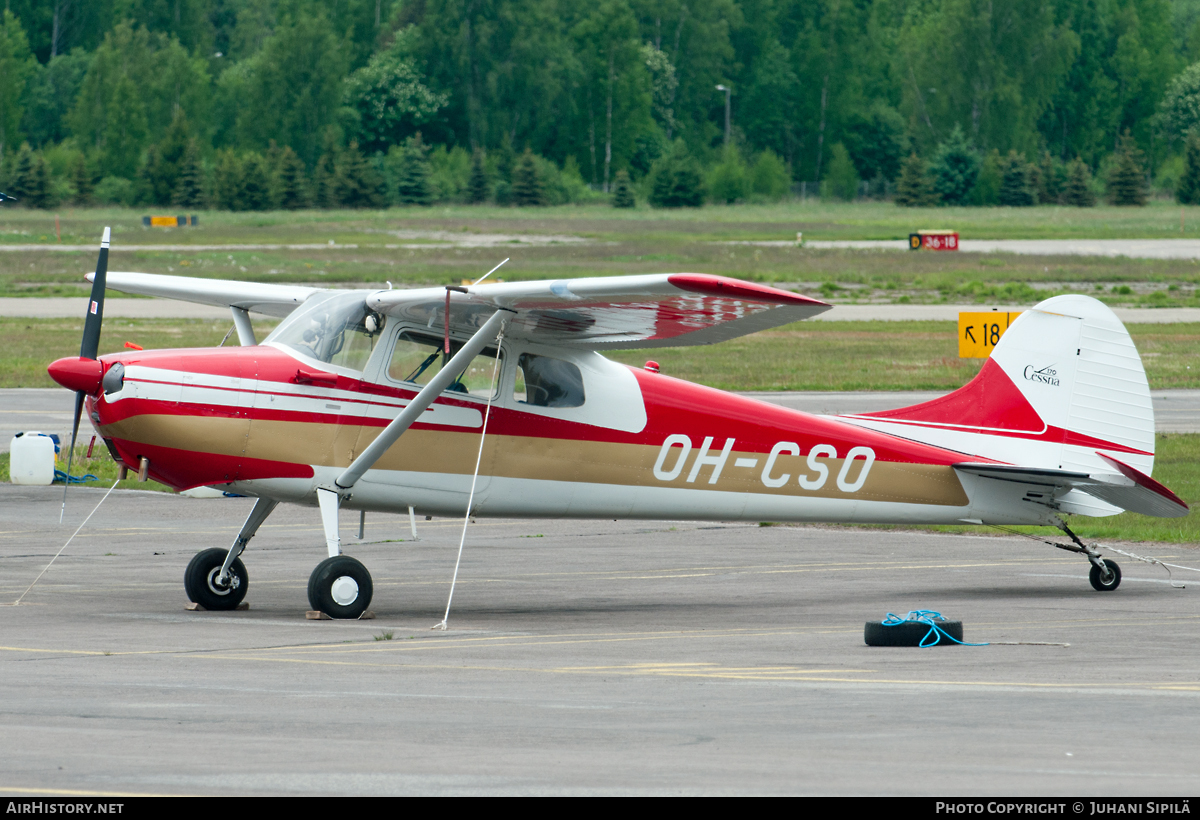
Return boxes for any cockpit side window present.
[265,292,386,373]
[514,353,585,408]
[388,330,503,400]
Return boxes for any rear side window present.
[514,353,585,408]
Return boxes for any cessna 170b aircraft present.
[46,230,1188,618]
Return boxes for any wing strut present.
[315,308,510,558]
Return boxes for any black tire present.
[184,548,248,611]
[864,619,964,647]
[308,555,373,619]
[1089,559,1121,591]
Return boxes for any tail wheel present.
[185,548,248,610]
[308,555,373,619]
[1089,558,1122,592]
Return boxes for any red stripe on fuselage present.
[96,345,993,473]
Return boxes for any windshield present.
[266,292,386,373]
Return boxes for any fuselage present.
[85,335,1049,528]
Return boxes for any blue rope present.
[53,470,98,485]
[882,610,989,647]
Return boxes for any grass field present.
[6,204,1200,306]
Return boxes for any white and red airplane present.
[47,230,1187,618]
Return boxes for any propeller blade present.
[80,227,110,360]
[59,392,85,524]
[60,228,111,523]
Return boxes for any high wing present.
[954,454,1189,519]
[88,271,320,318]
[368,273,830,348]
[92,271,830,348]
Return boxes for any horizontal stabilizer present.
[954,458,1188,519]
[87,271,320,318]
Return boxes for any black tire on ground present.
[308,555,373,619]
[1089,559,1122,592]
[864,619,964,647]
[184,548,248,611]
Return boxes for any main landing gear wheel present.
[308,555,373,619]
[184,548,248,610]
[1089,558,1122,592]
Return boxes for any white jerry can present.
[9,432,57,486]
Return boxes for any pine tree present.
[396,135,433,205]
[893,153,936,207]
[1107,131,1147,206]
[612,169,635,208]
[241,153,272,210]
[1063,158,1096,207]
[647,141,705,208]
[173,139,204,209]
[998,151,1035,206]
[1036,152,1063,204]
[9,143,49,208]
[276,146,308,210]
[1178,133,1200,205]
[335,141,385,208]
[137,145,166,205]
[468,150,490,204]
[70,154,94,206]
[312,130,340,208]
[512,149,546,206]
[211,149,243,211]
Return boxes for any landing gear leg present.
[183,497,279,609]
[309,488,373,618]
[1054,519,1122,592]
[219,497,279,583]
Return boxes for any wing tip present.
[667,274,829,307]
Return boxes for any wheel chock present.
[305,610,376,620]
[185,601,248,611]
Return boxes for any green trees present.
[647,140,705,208]
[822,143,859,201]
[1063,159,1097,207]
[276,146,309,210]
[928,127,980,206]
[1108,132,1148,206]
[468,151,490,204]
[512,149,547,207]
[894,154,937,207]
[1179,133,1200,204]
[344,40,448,155]
[173,140,204,208]
[232,9,347,166]
[998,152,1035,207]
[395,135,433,206]
[8,142,51,207]
[612,170,635,207]
[0,11,34,166]
[708,147,747,204]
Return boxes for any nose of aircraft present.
[48,356,105,395]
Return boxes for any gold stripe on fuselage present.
[100,414,969,507]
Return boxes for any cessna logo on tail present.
[1024,364,1060,387]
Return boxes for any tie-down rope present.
[434,322,506,631]
[11,479,119,606]
[990,525,1200,589]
